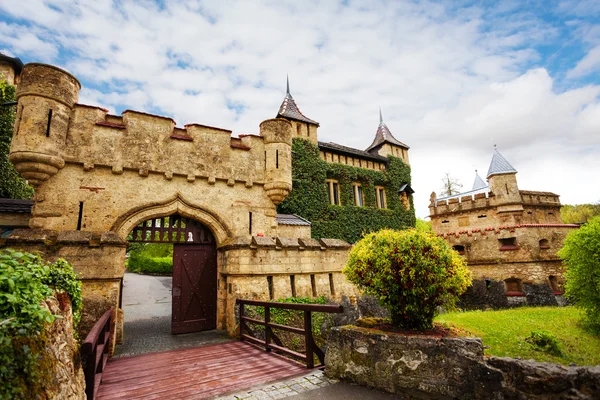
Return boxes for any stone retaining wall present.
[325,326,600,399]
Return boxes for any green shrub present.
[525,330,563,356]
[0,249,82,399]
[128,253,172,275]
[344,229,472,330]
[558,216,600,331]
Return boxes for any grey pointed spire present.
[276,76,319,126]
[366,108,409,152]
[487,147,517,178]
[472,170,487,190]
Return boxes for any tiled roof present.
[318,141,389,163]
[472,170,487,191]
[276,214,311,226]
[365,109,409,152]
[0,53,23,76]
[276,78,319,126]
[487,148,517,178]
[0,198,33,213]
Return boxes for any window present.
[353,183,364,206]
[376,186,386,209]
[505,278,524,296]
[548,276,563,295]
[539,239,550,249]
[326,179,340,205]
[499,237,518,251]
[452,245,465,255]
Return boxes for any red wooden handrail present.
[236,299,343,368]
[81,309,112,400]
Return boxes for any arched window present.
[539,239,550,249]
[452,245,465,255]
[548,276,563,295]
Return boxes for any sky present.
[1,0,599,219]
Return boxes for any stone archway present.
[112,193,232,246]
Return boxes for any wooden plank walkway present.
[96,341,308,399]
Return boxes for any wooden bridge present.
[83,300,343,399]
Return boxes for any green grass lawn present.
[435,306,600,366]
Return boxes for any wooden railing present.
[236,299,343,368]
[81,309,113,400]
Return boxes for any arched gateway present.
[130,215,217,333]
[4,61,358,347]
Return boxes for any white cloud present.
[567,45,600,78]
[0,0,599,219]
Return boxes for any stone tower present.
[10,63,81,187]
[365,109,410,165]
[276,77,319,144]
[260,118,293,205]
[0,53,23,86]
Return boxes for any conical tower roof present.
[366,108,409,152]
[472,170,487,190]
[486,147,517,178]
[276,77,319,126]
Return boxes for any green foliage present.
[277,139,415,243]
[525,330,563,356]
[558,216,600,331]
[561,203,600,224]
[0,79,34,199]
[0,249,82,399]
[344,229,472,330]
[416,218,433,232]
[128,253,173,275]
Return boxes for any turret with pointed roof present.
[472,170,487,191]
[276,77,320,144]
[487,146,517,178]
[365,109,410,164]
[485,146,522,207]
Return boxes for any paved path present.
[114,272,231,357]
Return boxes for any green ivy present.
[278,138,416,243]
[0,249,82,399]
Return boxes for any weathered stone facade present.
[3,60,415,340]
[326,326,600,399]
[429,150,578,308]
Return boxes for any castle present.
[429,148,578,308]
[0,55,415,341]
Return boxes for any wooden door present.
[172,244,217,334]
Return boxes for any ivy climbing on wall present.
[278,138,416,243]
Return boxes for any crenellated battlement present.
[429,191,495,216]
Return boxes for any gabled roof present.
[487,147,517,178]
[398,183,415,194]
[276,77,319,126]
[472,170,487,190]
[365,109,409,152]
[0,53,23,76]
[276,214,311,226]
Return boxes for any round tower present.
[10,63,80,186]
[260,118,293,205]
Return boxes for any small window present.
[353,183,364,206]
[376,186,386,209]
[326,179,341,205]
[548,276,563,295]
[499,238,518,251]
[539,239,550,249]
[452,245,465,255]
[441,220,449,224]
[477,214,487,219]
[505,278,524,296]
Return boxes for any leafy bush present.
[128,253,172,275]
[0,249,82,399]
[344,229,472,330]
[525,330,563,356]
[559,216,600,331]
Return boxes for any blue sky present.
[1,0,599,218]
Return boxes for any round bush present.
[559,216,600,331]
[343,229,472,330]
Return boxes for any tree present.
[440,172,462,197]
[343,229,472,330]
[415,218,432,232]
[0,78,33,199]
[561,203,600,224]
[558,216,600,331]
